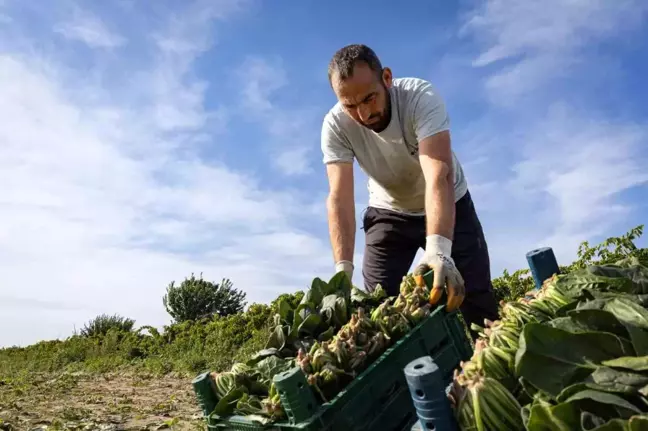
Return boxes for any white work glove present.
[414,234,465,311]
[334,260,354,283]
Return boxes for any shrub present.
[80,313,135,338]
[492,268,534,304]
[491,224,646,302]
[163,273,247,322]
[270,290,304,312]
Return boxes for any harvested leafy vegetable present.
[201,271,435,425]
[453,258,648,431]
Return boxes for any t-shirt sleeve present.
[411,81,450,142]
[321,115,354,164]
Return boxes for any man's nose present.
[357,104,370,122]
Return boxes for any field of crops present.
[196,227,648,430]
[1,226,647,430]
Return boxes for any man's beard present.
[363,89,392,133]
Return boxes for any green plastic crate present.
[202,305,472,431]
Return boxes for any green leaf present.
[234,393,265,416]
[557,365,648,404]
[292,337,317,357]
[602,356,648,372]
[548,309,635,355]
[302,280,325,307]
[298,313,322,335]
[246,348,279,366]
[210,386,246,417]
[371,284,387,301]
[563,389,642,419]
[585,264,648,294]
[591,366,648,397]
[350,286,370,304]
[555,272,634,300]
[320,294,339,327]
[547,316,594,333]
[351,284,387,306]
[629,415,648,430]
[327,271,352,299]
[264,325,286,350]
[578,297,648,355]
[317,326,334,342]
[525,398,582,431]
[276,299,293,325]
[590,418,631,431]
[289,303,314,339]
[515,323,628,397]
[334,296,349,327]
[566,309,633,339]
[254,356,293,387]
[581,412,608,430]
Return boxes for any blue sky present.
[1,0,647,347]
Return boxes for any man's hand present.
[416,128,464,311]
[415,235,465,312]
[335,260,354,282]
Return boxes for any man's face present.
[331,63,393,133]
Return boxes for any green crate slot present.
[193,371,218,416]
[273,368,319,424]
[202,305,471,431]
[366,388,419,431]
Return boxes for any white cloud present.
[236,55,320,176]
[0,2,335,348]
[460,0,648,104]
[449,0,648,277]
[464,104,648,275]
[54,8,126,48]
[240,56,288,113]
[514,104,648,236]
[275,147,313,176]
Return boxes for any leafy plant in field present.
[1,224,646,389]
[455,242,648,431]
[80,313,135,337]
[270,291,305,312]
[163,273,247,322]
[491,225,646,303]
[492,269,534,304]
[566,224,648,270]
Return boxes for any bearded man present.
[320,44,499,335]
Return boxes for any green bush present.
[163,273,247,322]
[80,313,135,337]
[491,224,646,303]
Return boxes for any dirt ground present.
[0,372,207,431]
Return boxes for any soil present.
[0,372,207,431]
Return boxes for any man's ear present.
[382,67,393,88]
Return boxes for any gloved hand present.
[334,260,354,283]
[414,234,465,312]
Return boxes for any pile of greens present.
[452,256,648,430]
[204,271,435,424]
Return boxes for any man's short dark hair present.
[328,44,383,83]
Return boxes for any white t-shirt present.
[320,77,468,215]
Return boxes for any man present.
[320,44,499,334]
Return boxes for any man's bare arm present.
[418,130,455,241]
[325,162,356,264]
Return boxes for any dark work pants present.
[361,190,499,340]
